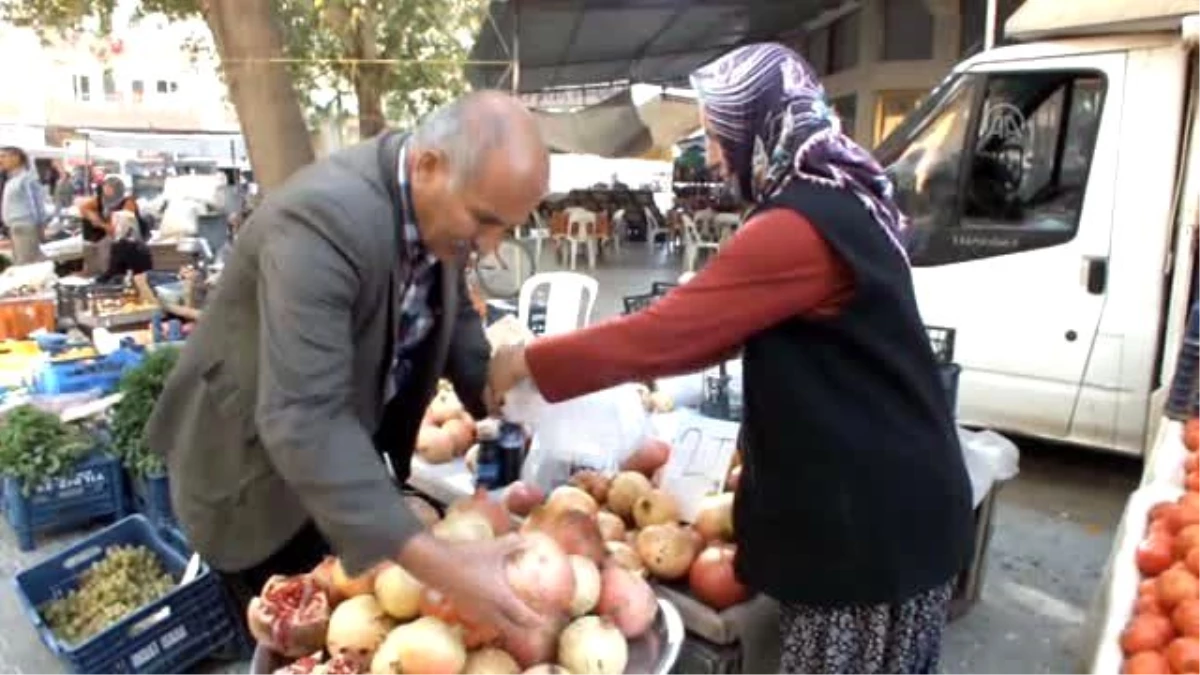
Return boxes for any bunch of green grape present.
[42,545,176,645]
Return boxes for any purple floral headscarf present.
[689,43,910,262]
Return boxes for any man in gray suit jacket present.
[146,91,550,636]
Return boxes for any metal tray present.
[250,598,684,674]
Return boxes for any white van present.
[876,0,1198,456]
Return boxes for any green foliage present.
[0,405,95,495]
[109,346,179,479]
[0,0,487,135]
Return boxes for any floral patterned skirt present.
[778,581,953,674]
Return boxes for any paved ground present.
[0,243,1143,673]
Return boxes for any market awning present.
[469,0,836,93]
[1005,0,1197,40]
[532,88,699,158]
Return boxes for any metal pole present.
[511,0,521,93]
[984,0,997,50]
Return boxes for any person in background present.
[0,146,48,264]
[97,211,152,283]
[79,175,138,277]
[488,43,973,674]
[52,161,75,214]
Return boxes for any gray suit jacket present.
[145,133,490,574]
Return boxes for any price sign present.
[660,410,740,522]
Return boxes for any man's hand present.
[397,533,547,637]
[486,344,530,414]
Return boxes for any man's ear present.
[412,148,446,185]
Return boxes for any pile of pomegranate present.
[417,384,478,465]
[500,438,751,613]
[1118,420,1199,675]
[248,493,661,674]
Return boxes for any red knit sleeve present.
[525,208,855,402]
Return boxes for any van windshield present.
[878,68,1106,265]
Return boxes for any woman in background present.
[97,211,152,283]
[489,43,973,674]
[0,146,47,265]
[79,175,137,276]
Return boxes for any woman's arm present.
[523,208,855,403]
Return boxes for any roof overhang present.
[1005,0,1197,41]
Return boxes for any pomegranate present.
[596,511,626,542]
[372,616,467,674]
[537,509,607,563]
[604,541,646,577]
[693,493,734,542]
[635,523,697,581]
[417,425,456,464]
[503,616,565,669]
[558,615,629,675]
[522,666,571,675]
[374,563,423,620]
[621,438,671,476]
[506,533,576,613]
[596,561,658,638]
[325,595,395,670]
[308,557,344,606]
[450,488,513,535]
[606,472,652,520]
[569,470,611,504]
[274,653,321,674]
[246,575,331,658]
[545,485,600,518]
[433,511,495,542]
[568,555,602,617]
[463,647,521,674]
[504,482,545,516]
[442,417,476,455]
[632,489,681,529]
[331,558,378,599]
[427,391,464,426]
[689,543,750,610]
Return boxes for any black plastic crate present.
[623,293,658,315]
[926,325,956,365]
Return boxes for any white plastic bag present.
[957,427,1021,507]
[504,380,652,493]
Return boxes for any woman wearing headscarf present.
[80,175,138,276]
[489,43,974,674]
[96,211,152,283]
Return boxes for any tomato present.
[1185,418,1199,453]
[1123,650,1172,674]
[1138,535,1177,576]
[1189,548,1200,576]
[1188,471,1200,493]
[1152,502,1177,524]
[1141,579,1159,596]
[1158,568,1200,610]
[1175,599,1200,638]
[1122,614,1176,654]
[1187,453,1199,473]
[1136,593,1166,616]
[1168,637,1200,674]
[1178,525,1200,560]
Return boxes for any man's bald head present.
[411,90,548,190]
[407,91,550,261]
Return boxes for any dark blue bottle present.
[474,419,503,490]
[497,422,526,485]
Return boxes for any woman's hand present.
[397,532,546,637]
[487,344,530,413]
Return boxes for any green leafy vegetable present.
[110,347,180,479]
[0,405,95,495]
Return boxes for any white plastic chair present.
[713,212,741,243]
[682,214,721,273]
[609,209,625,254]
[524,211,551,264]
[560,209,598,270]
[518,272,600,336]
[644,206,667,248]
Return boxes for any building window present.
[959,0,1024,56]
[831,94,858,141]
[72,75,91,102]
[102,69,117,99]
[874,90,926,146]
[829,11,860,74]
[156,80,169,94]
[132,79,144,102]
[883,0,934,61]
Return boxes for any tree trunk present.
[202,0,314,191]
[354,67,387,139]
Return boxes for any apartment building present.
[0,6,237,148]
[793,0,1023,146]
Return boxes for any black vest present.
[734,181,974,607]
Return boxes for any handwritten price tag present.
[660,410,740,522]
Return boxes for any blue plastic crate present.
[3,452,128,551]
[32,349,145,396]
[130,473,175,529]
[13,515,242,674]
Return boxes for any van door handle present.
[1083,256,1108,295]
